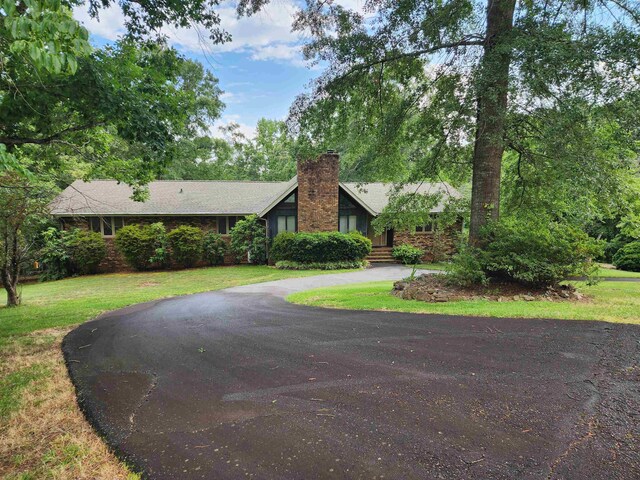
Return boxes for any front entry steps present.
[367,247,396,263]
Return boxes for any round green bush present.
[612,241,640,272]
[168,225,204,268]
[202,232,227,266]
[66,229,107,274]
[270,231,372,263]
[479,220,604,287]
[115,222,169,271]
[392,244,424,265]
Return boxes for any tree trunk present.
[468,0,517,245]
[4,280,20,307]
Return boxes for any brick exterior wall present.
[297,153,340,232]
[393,231,459,262]
[60,216,239,272]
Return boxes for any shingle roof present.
[341,181,461,214]
[50,180,292,216]
[50,179,461,217]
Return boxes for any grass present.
[415,262,640,278]
[416,262,449,271]
[287,279,640,324]
[0,265,356,479]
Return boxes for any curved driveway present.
[63,266,640,479]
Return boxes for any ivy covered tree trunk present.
[468,0,517,245]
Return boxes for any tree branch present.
[342,37,485,78]
[0,123,103,146]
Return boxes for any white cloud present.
[210,115,257,140]
[73,0,308,66]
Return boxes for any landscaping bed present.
[393,274,587,303]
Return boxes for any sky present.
[72,1,368,139]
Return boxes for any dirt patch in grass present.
[0,329,137,479]
[393,274,588,303]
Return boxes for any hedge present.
[270,231,372,263]
[275,260,367,270]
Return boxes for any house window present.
[89,217,125,237]
[277,215,296,233]
[218,216,241,235]
[339,215,357,233]
[415,214,437,233]
[283,193,296,204]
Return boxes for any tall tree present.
[291,0,640,244]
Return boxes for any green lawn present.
[288,280,640,324]
[416,262,640,278]
[0,265,355,341]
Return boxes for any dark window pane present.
[89,217,101,233]
[218,217,227,234]
[415,225,423,232]
[228,216,238,230]
[102,217,113,236]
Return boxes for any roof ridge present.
[74,179,290,184]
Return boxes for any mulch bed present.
[393,274,588,303]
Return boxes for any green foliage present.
[392,244,424,265]
[65,229,106,275]
[445,220,605,288]
[115,223,169,271]
[604,234,635,263]
[479,221,604,287]
[291,0,640,233]
[445,246,488,288]
[275,260,366,270]
[202,232,227,266]
[270,231,372,263]
[229,215,267,264]
[167,225,204,268]
[39,228,70,281]
[1,39,223,196]
[613,241,640,272]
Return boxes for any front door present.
[370,229,388,247]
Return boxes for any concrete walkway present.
[226,264,436,297]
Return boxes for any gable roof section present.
[340,181,461,215]
[50,179,462,217]
[50,179,292,216]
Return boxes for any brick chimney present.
[297,151,339,232]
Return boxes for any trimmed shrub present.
[39,228,106,280]
[168,225,204,268]
[612,241,640,272]
[275,260,366,270]
[392,244,424,265]
[270,231,372,263]
[229,215,267,264]
[115,222,169,271]
[202,232,227,266]
[66,229,107,274]
[446,220,603,288]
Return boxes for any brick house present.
[50,153,462,271]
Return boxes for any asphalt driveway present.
[63,266,640,479]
